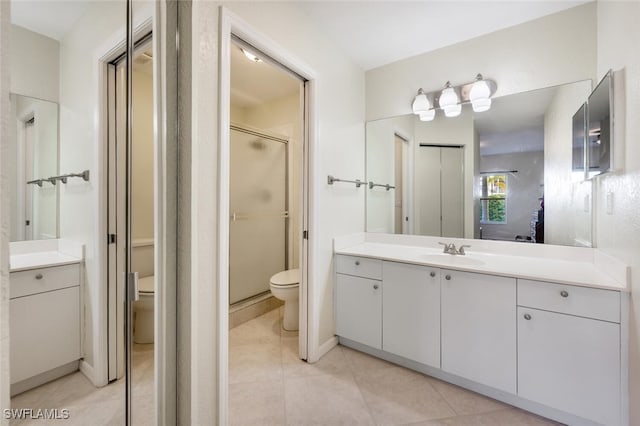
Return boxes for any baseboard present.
[310,336,338,363]
[11,361,79,396]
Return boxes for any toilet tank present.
[132,239,154,278]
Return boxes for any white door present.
[518,307,620,425]
[441,147,464,237]
[416,146,441,236]
[382,262,440,367]
[441,269,516,393]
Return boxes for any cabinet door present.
[383,262,440,367]
[518,307,620,426]
[441,270,516,393]
[10,286,80,383]
[335,273,382,349]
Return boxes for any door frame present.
[218,6,318,424]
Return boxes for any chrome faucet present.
[438,242,471,255]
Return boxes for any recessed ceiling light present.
[241,48,262,63]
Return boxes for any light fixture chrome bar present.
[327,175,364,188]
[412,75,497,110]
[368,181,396,191]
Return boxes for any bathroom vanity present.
[9,240,84,395]
[334,233,629,426]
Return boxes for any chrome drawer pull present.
[445,274,451,281]
[35,274,43,280]
[524,313,532,320]
[560,290,569,298]
[430,271,436,278]
[355,261,360,266]
[373,284,379,290]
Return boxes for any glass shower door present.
[229,126,288,305]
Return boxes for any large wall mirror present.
[8,94,59,241]
[366,79,595,247]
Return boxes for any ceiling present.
[10,0,91,41]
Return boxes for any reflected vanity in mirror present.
[365,79,595,247]
[8,94,59,241]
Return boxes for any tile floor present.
[9,307,563,425]
[9,343,154,425]
[229,307,563,426]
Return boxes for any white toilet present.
[132,240,155,344]
[269,268,300,331]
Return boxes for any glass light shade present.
[439,86,459,109]
[412,90,430,114]
[419,109,436,121]
[472,97,492,112]
[469,79,490,101]
[242,48,262,62]
[444,103,462,118]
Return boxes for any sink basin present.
[421,253,485,267]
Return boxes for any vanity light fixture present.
[241,48,263,63]
[439,82,461,117]
[469,73,492,112]
[411,74,497,120]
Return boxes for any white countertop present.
[334,234,629,292]
[9,239,84,272]
[10,251,82,272]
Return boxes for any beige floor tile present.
[229,309,282,347]
[282,342,352,379]
[341,344,396,376]
[355,366,456,426]
[428,378,509,416]
[229,380,286,426]
[407,407,564,426]
[284,374,375,425]
[229,342,283,384]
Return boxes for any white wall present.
[132,68,154,241]
[480,150,543,241]
[9,25,59,102]
[189,2,365,421]
[543,80,593,246]
[366,3,597,121]
[595,2,640,424]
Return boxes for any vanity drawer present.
[10,264,81,299]
[517,279,619,323]
[336,255,382,280]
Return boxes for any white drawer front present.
[335,255,382,280]
[10,264,80,299]
[518,279,620,323]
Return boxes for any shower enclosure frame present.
[229,123,290,306]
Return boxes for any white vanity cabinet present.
[382,261,440,368]
[441,269,516,393]
[335,255,383,349]
[517,279,621,426]
[10,263,82,389]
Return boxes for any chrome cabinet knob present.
[430,271,436,278]
[35,274,43,280]
[445,274,451,281]
[524,313,532,320]
[355,260,360,266]
[560,290,569,298]
[373,284,379,290]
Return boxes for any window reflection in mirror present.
[9,94,59,241]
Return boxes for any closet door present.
[416,146,442,236]
[441,147,464,237]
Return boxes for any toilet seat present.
[270,268,300,287]
[138,276,154,294]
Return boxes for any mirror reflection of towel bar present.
[26,170,90,187]
[327,175,364,188]
[368,181,395,191]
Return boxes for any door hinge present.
[303,230,309,240]
[108,233,116,244]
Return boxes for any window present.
[480,174,507,224]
